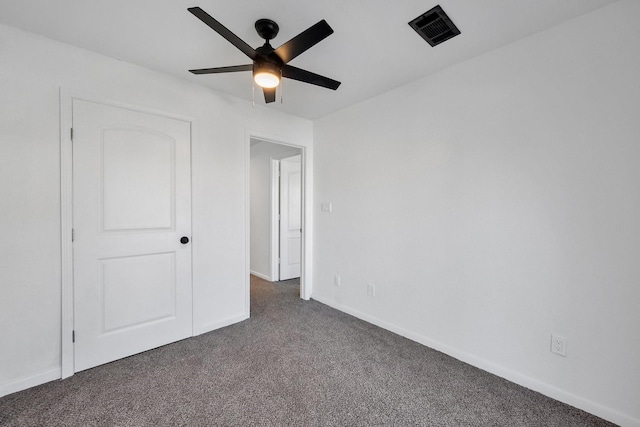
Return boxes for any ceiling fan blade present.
[263,87,276,103]
[188,7,257,60]
[274,20,333,64]
[282,65,341,90]
[189,64,253,75]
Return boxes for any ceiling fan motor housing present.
[253,43,284,83]
[253,60,281,78]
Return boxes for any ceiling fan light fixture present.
[253,61,281,88]
[254,72,280,88]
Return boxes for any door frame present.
[245,131,313,309]
[60,88,195,379]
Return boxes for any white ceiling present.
[0,0,617,120]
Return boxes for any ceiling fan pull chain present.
[280,78,284,104]
[252,82,255,108]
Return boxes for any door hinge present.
[70,128,74,141]
[71,228,75,242]
[72,330,75,343]
[278,258,281,264]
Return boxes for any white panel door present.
[279,155,302,280]
[72,99,192,372]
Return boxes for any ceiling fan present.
[187,7,341,103]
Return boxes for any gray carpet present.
[0,275,615,426]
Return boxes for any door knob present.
[180,236,189,244]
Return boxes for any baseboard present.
[250,270,272,281]
[1,315,250,399]
[0,368,61,398]
[311,295,639,427]
[194,312,249,336]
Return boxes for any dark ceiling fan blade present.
[263,87,276,103]
[282,65,341,90]
[188,7,257,60]
[189,64,253,74]
[274,20,333,64]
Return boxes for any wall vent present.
[409,5,460,47]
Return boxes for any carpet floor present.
[0,275,616,426]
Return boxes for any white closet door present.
[279,155,302,280]
[72,99,192,372]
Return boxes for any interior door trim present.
[245,132,313,313]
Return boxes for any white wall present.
[0,24,312,396]
[312,2,640,426]
[250,140,301,279]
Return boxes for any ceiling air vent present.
[409,5,460,47]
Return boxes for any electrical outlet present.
[551,334,567,357]
[321,202,333,213]
[334,275,341,287]
[367,283,376,297]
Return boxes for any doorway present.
[249,139,303,287]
